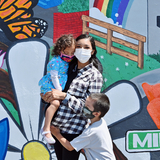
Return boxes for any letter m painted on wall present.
[126,130,160,152]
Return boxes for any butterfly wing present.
[1,18,48,41]
[0,0,37,21]
[0,0,48,41]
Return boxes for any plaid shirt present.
[51,63,103,134]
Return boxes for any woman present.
[41,34,103,160]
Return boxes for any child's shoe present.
[41,129,56,144]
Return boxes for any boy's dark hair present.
[51,34,75,56]
[89,93,110,118]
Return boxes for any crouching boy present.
[51,93,116,160]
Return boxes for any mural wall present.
[0,0,160,159]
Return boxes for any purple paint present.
[117,0,129,25]
[0,51,6,68]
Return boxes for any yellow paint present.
[22,141,50,160]
[101,0,109,16]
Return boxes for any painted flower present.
[104,78,107,82]
[100,55,104,59]
[0,65,57,160]
[125,62,129,67]
[0,40,57,160]
[116,67,120,71]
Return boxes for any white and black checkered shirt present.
[52,63,103,134]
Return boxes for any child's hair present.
[52,34,75,56]
[89,93,110,118]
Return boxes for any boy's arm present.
[50,126,74,151]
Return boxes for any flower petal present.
[103,81,141,126]
[6,40,49,141]
[5,151,21,160]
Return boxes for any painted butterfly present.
[0,0,48,41]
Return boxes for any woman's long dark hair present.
[74,34,103,73]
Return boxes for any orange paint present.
[1,0,15,9]
[8,21,31,27]
[0,6,15,20]
[21,13,31,19]
[142,82,160,102]
[15,33,28,39]
[147,98,160,129]
[22,25,32,37]
[8,21,31,33]
[0,0,5,6]
[142,82,160,129]
[25,1,32,9]
[11,10,25,19]
[0,0,47,41]
[12,27,21,32]
[28,26,36,31]
[31,24,38,27]
[37,28,40,33]
[15,0,32,9]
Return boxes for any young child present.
[51,93,116,160]
[39,34,75,145]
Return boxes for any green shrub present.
[58,0,89,13]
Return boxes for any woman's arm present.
[40,89,67,103]
[63,74,103,114]
[50,126,74,151]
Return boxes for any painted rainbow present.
[93,0,134,26]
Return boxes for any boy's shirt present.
[70,118,116,160]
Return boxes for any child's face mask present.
[82,106,95,119]
[60,52,74,62]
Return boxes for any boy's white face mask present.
[74,48,92,63]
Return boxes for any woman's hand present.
[40,91,53,103]
[50,89,67,100]
[40,89,67,103]
[50,125,60,137]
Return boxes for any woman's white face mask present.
[74,48,92,63]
